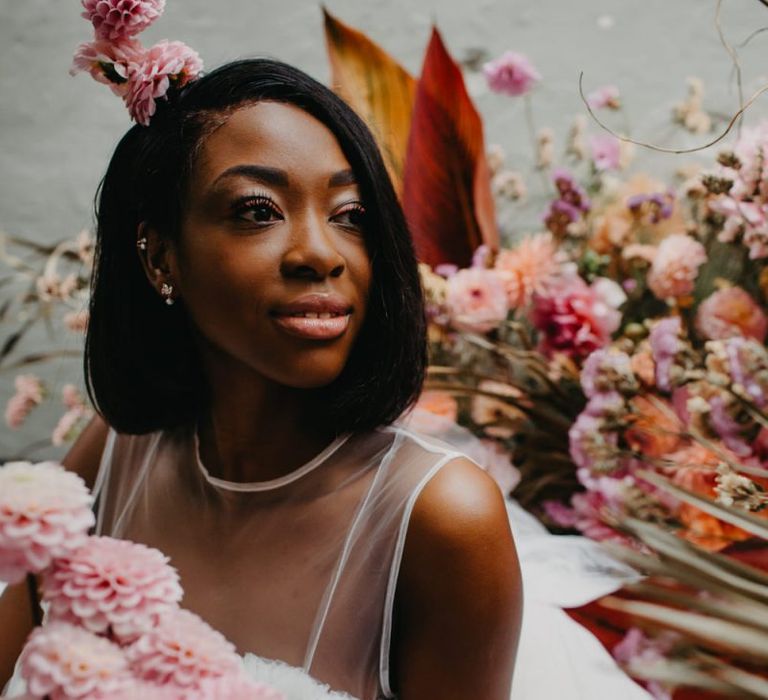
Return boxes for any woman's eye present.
[233,196,282,225]
[333,204,367,230]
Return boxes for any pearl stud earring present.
[160,282,175,306]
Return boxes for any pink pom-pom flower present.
[128,608,242,691]
[647,233,707,300]
[124,40,203,125]
[445,267,509,333]
[0,462,94,584]
[44,536,183,645]
[70,38,144,97]
[483,51,541,97]
[81,0,166,40]
[20,622,133,699]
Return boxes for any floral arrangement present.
[0,460,283,699]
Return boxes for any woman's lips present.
[271,312,351,339]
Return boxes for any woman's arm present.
[393,457,522,700]
[0,414,109,690]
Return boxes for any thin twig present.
[578,72,768,154]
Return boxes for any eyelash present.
[231,193,367,230]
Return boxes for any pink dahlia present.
[4,374,44,429]
[70,38,144,97]
[124,40,203,125]
[493,233,564,309]
[0,462,94,583]
[531,274,625,361]
[45,536,183,645]
[128,608,241,690]
[445,267,509,333]
[198,674,286,699]
[20,622,133,699]
[483,51,541,97]
[81,0,166,40]
[647,233,707,300]
[695,286,767,342]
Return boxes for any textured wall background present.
[1,0,766,456]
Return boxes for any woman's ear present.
[136,222,179,305]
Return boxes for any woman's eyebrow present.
[211,164,290,189]
[328,169,356,187]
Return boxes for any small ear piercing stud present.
[160,282,175,305]
[137,236,147,250]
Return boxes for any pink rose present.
[696,286,767,342]
[647,233,707,300]
[483,51,541,97]
[445,267,509,333]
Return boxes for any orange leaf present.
[323,8,416,194]
[402,28,499,268]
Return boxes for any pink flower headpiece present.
[70,0,203,126]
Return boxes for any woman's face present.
[164,101,372,389]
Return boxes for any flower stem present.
[26,572,42,627]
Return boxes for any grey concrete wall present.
[1,0,766,456]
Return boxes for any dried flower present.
[20,622,133,699]
[536,127,555,169]
[486,144,506,175]
[715,464,768,511]
[696,286,768,342]
[129,608,242,690]
[647,234,707,300]
[586,85,621,110]
[5,374,44,429]
[45,536,183,644]
[590,134,622,171]
[81,0,166,40]
[64,308,90,333]
[493,233,563,309]
[482,51,541,97]
[0,461,94,583]
[565,114,588,161]
[625,396,683,458]
[649,317,684,392]
[492,170,527,201]
[445,267,509,333]
[672,77,711,134]
[580,348,638,398]
[124,40,203,125]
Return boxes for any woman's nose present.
[280,212,345,280]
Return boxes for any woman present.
[0,59,521,699]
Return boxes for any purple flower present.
[709,395,753,456]
[568,411,621,472]
[626,192,674,223]
[543,199,582,236]
[552,168,591,212]
[483,51,541,97]
[650,317,682,392]
[581,349,636,398]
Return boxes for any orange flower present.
[625,395,682,458]
[414,390,458,422]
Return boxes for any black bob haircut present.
[85,58,427,436]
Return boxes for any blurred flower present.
[695,286,767,342]
[586,85,621,110]
[124,40,203,125]
[625,396,682,458]
[590,134,621,171]
[565,114,588,161]
[129,608,242,691]
[0,461,94,583]
[613,628,676,700]
[45,536,183,644]
[715,463,768,511]
[630,347,656,388]
[494,233,564,309]
[20,622,133,699]
[647,233,707,300]
[414,390,459,423]
[52,406,90,446]
[649,317,683,392]
[64,308,90,333]
[543,199,582,237]
[531,274,625,361]
[673,77,711,134]
[445,267,509,333]
[536,127,555,169]
[552,168,590,211]
[483,51,541,96]
[492,170,527,201]
[706,336,768,407]
[81,0,166,40]
[478,438,521,494]
[581,348,638,398]
[487,144,506,175]
[471,380,524,436]
[568,410,622,473]
[5,374,44,429]
[626,192,674,225]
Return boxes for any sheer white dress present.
[2,411,651,699]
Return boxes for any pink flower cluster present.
[71,0,202,125]
[647,233,707,300]
[483,51,541,97]
[5,374,44,429]
[531,273,626,361]
[0,462,94,584]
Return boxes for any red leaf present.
[402,28,499,268]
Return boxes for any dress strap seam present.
[377,450,463,698]
[303,431,403,673]
[380,425,463,457]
